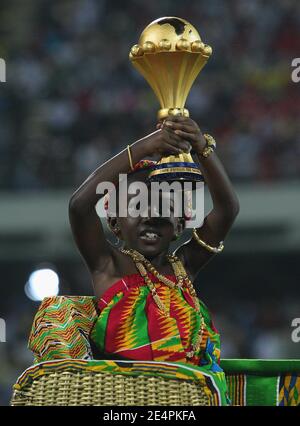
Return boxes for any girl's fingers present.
[173,129,198,142]
[166,138,191,152]
[164,121,198,133]
[163,128,183,143]
[162,142,183,155]
[167,115,199,128]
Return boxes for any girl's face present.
[109,170,185,258]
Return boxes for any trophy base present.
[147,153,204,189]
[148,171,203,183]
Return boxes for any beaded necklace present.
[120,248,205,359]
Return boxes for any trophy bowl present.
[129,16,213,183]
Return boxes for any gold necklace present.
[120,248,205,359]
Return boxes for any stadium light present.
[25,268,59,301]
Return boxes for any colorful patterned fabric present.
[90,273,228,402]
[13,359,228,406]
[132,159,157,172]
[25,297,300,406]
[279,374,300,406]
[221,359,300,406]
[91,273,221,366]
[13,359,300,406]
[28,296,97,363]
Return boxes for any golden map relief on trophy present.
[129,17,213,183]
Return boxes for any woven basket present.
[11,369,210,406]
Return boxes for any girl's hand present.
[141,122,191,158]
[157,115,207,155]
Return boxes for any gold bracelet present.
[201,134,216,158]
[127,145,134,171]
[192,228,224,253]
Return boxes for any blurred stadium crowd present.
[0,0,300,405]
[1,0,300,190]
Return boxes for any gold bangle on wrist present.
[192,228,224,253]
[127,145,134,171]
[201,134,216,158]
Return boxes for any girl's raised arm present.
[162,115,240,280]
[69,126,190,273]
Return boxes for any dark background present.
[0,0,300,406]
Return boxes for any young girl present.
[69,115,239,402]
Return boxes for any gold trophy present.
[129,16,212,182]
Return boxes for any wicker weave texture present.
[11,370,210,406]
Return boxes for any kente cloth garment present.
[222,359,300,406]
[28,296,97,363]
[90,273,229,403]
[91,273,220,364]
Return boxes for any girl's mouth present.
[139,230,161,244]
